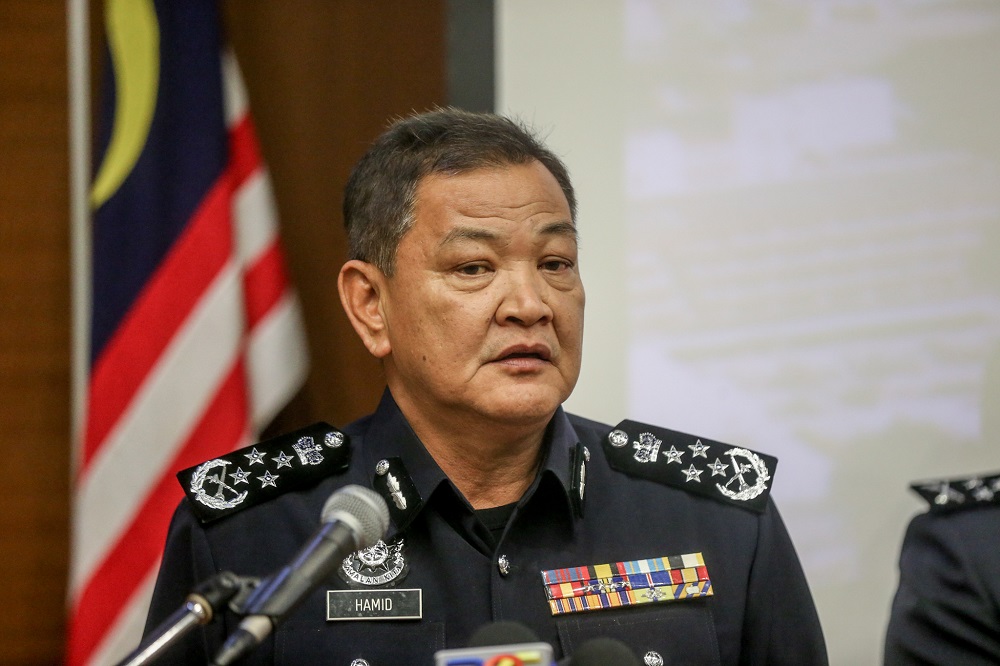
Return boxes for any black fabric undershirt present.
[475,501,518,546]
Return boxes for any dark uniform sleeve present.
[141,500,227,664]
[740,499,828,665]
[884,509,1000,665]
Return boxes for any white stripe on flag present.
[221,50,248,128]
[247,292,309,431]
[234,168,280,265]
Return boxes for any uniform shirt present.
[144,390,827,665]
[884,503,1000,665]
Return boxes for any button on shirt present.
[143,390,827,665]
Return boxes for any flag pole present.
[67,0,91,477]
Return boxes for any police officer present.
[884,472,1000,665]
[144,108,827,665]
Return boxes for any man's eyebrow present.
[439,220,578,248]
[439,225,501,246]
[539,220,578,241]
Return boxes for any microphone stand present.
[116,571,257,666]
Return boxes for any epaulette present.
[602,420,777,513]
[910,471,1000,512]
[177,422,350,524]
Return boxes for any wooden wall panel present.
[0,1,72,663]
[0,1,446,662]
[223,1,448,433]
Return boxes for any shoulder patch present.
[177,422,350,524]
[910,471,1000,512]
[603,420,777,513]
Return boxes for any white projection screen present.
[497,1,1000,663]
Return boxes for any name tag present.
[326,589,423,621]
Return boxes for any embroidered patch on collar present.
[541,553,712,615]
[176,422,350,524]
[604,420,776,513]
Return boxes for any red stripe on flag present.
[80,173,235,473]
[229,115,261,187]
[67,361,251,666]
[243,241,290,329]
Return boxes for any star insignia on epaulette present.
[707,458,728,477]
[682,464,704,482]
[176,422,351,524]
[911,470,1000,511]
[229,467,251,485]
[689,440,710,458]
[603,420,777,513]
[245,447,266,465]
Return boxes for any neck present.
[425,425,546,509]
[394,397,551,509]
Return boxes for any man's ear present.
[338,259,391,358]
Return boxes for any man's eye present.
[457,264,489,276]
[541,259,573,272]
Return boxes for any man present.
[144,108,827,664]
[884,472,1000,665]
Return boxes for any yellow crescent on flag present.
[90,0,159,209]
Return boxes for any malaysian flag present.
[67,2,308,663]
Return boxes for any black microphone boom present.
[212,485,390,666]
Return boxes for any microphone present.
[435,621,642,666]
[116,571,252,666]
[434,621,554,665]
[212,485,390,666]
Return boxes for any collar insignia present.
[570,443,589,517]
[372,457,422,530]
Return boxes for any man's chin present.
[475,387,568,426]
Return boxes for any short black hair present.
[343,107,576,275]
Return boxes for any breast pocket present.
[555,601,721,666]
[275,620,446,666]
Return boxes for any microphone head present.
[567,637,642,666]
[321,485,390,549]
[467,620,539,647]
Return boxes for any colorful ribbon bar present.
[541,553,712,615]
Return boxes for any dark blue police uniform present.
[144,390,827,665]
[884,473,1000,665]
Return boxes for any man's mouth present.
[494,345,552,363]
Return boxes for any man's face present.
[379,160,585,432]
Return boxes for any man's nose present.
[496,266,553,326]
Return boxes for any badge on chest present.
[327,536,422,620]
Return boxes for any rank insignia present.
[177,422,350,524]
[541,553,712,616]
[911,470,1000,511]
[603,420,776,513]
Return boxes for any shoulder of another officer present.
[175,422,351,525]
[597,418,778,513]
[909,470,1000,512]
